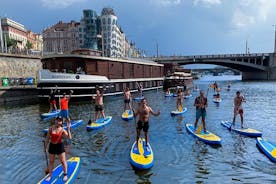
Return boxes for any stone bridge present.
[151,53,276,80]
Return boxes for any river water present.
[1,75,276,184]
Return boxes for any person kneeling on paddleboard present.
[232,91,246,129]
[176,89,183,111]
[194,90,208,133]
[45,116,72,182]
[132,98,160,152]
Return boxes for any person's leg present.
[95,111,99,121]
[136,129,141,147]
[240,113,244,128]
[58,153,68,181]
[101,109,105,119]
[128,102,132,111]
[46,154,55,181]
[202,117,206,132]
[194,110,200,129]
[145,131,149,146]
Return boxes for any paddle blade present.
[178,105,183,112]
[196,124,203,134]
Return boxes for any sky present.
[1,0,276,58]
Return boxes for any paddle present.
[43,140,49,175]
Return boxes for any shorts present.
[95,105,104,112]
[124,99,130,103]
[234,108,243,115]
[196,109,206,119]
[136,120,149,132]
[60,110,69,118]
[50,100,56,105]
[48,142,65,155]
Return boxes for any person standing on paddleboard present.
[45,116,72,182]
[60,90,73,125]
[137,82,143,98]
[123,87,132,111]
[176,89,183,111]
[93,86,106,121]
[48,85,58,112]
[133,98,160,150]
[232,91,246,128]
[194,90,208,133]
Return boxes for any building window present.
[108,18,111,24]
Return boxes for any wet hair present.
[63,93,66,96]
[236,91,240,94]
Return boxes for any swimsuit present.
[137,120,149,132]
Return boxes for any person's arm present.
[101,86,106,96]
[63,126,72,139]
[194,98,200,107]
[45,128,51,148]
[150,107,160,116]
[67,90,74,101]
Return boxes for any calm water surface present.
[1,76,276,184]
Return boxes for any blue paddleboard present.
[257,137,276,163]
[41,110,61,120]
[86,116,112,130]
[129,138,154,170]
[221,120,262,137]
[171,107,187,116]
[186,124,221,145]
[43,120,83,133]
[37,157,81,184]
[133,96,145,102]
[165,93,173,97]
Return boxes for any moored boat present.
[37,54,164,100]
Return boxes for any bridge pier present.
[242,71,268,80]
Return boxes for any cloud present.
[193,0,221,6]
[231,0,276,28]
[150,0,183,7]
[41,0,86,9]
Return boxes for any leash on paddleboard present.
[43,140,50,175]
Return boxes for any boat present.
[221,120,262,137]
[129,138,154,170]
[121,110,134,121]
[212,98,222,103]
[256,137,276,162]
[86,116,112,130]
[171,107,187,116]
[37,157,80,184]
[163,71,193,91]
[41,110,61,120]
[37,54,164,100]
[43,120,83,133]
[185,123,221,145]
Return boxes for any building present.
[79,9,101,51]
[43,8,142,58]
[43,21,79,54]
[0,17,42,54]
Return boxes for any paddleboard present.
[129,138,154,170]
[171,107,187,116]
[41,110,61,120]
[165,93,173,97]
[86,116,112,130]
[173,94,178,97]
[256,137,276,162]
[221,120,262,137]
[37,157,81,184]
[185,123,221,145]
[43,120,84,133]
[121,110,134,121]
[183,94,192,99]
[133,96,145,102]
[212,98,222,103]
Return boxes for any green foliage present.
[26,40,33,50]
[6,37,17,48]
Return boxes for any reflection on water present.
[2,76,276,183]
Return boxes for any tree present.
[6,37,17,48]
[26,40,33,50]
